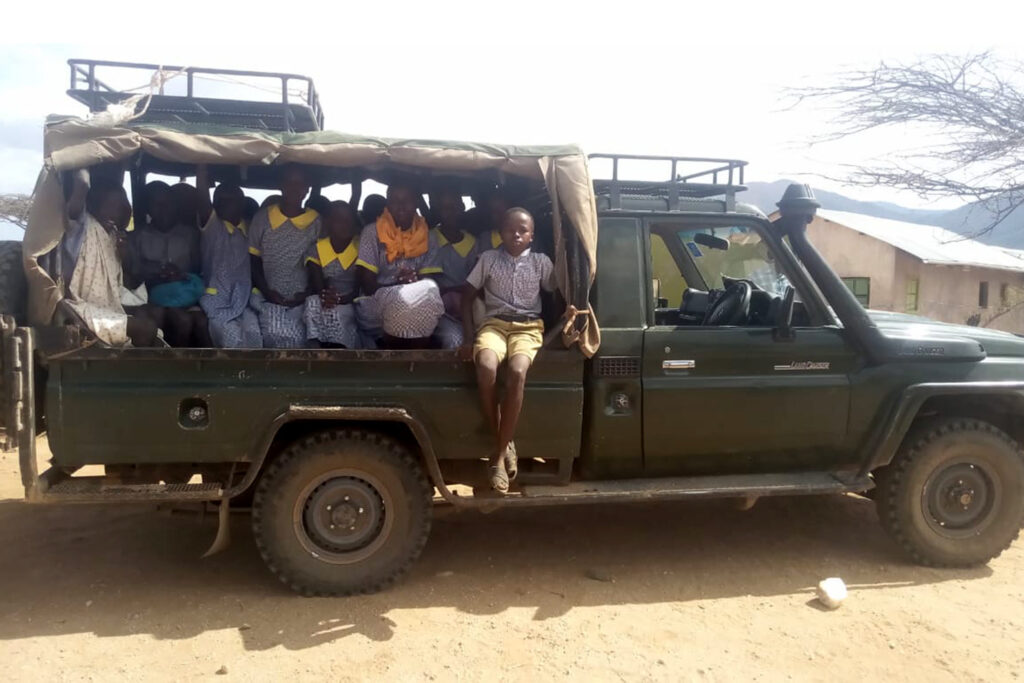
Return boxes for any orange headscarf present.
[376,209,430,263]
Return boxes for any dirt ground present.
[1,444,1022,682]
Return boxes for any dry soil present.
[1,444,1022,682]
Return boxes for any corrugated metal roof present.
[817,209,1024,273]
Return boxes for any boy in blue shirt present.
[459,207,555,493]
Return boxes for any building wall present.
[914,264,1024,334]
[804,215,1024,334]
[806,216,898,309]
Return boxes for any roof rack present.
[67,59,324,133]
[588,153,747,211]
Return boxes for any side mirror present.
[774,286,796,341]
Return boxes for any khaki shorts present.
[473,318,545,364]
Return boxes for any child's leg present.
[164,307,194,347]
[497,353,531,457]
[495,321,544,458]
[190,309,213,347]
[126,315,158,347]
[474,349,501,447]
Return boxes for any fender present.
[236,404,460,504]
[857,381,1024,476]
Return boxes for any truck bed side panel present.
[46,350,584,467]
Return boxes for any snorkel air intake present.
[774,184,887,365]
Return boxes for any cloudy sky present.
[1,0,1021,219]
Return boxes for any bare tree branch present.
[0,194,32,230]
[789,53,1024,236]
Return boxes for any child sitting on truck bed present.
[196,164,262,348]
[61,174,159,347]
[431,187,476,349]
[248,165,321,348]
[355,180,445,348]
[459,207,556,493]
[304,200,361,348]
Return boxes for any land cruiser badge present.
[774,361,831,371]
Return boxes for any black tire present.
[252,429,433,596]
[0,241,27,324]
[875,418,1024,567]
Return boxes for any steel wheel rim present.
[293,469,394,565]
[922,460,999,538]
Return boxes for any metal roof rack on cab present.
[589,153,747,211]
[66,58,324,133]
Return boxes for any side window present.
[674,224,790,297]
[647,221,817,328]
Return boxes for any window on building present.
[905,278,919,312]
[1000,282,1010,308]
[842,277,870,306]
[979,281,990,308]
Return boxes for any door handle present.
[662,359,696,370]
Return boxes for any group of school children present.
[52,163,554,492]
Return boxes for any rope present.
[561,305,591,344]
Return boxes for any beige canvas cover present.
[26,119,600,355]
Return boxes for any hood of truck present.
[868,309,1024,357]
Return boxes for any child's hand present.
[457,344,474,362]
[265,289,289,306]
[320,288,341,309]
[113,231,130,261]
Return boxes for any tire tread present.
[876,418,1024,567]
[252,429,433,597]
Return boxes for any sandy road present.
[1,448,1022,682]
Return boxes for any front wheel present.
[875,418,1024,567]
[252,429,433,596]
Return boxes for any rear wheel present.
[875,418,1024,567]
[0,241,27,324]
[252,429,433,596]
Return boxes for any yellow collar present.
[223,218,246,235]
[490,230,502,249]
[433,228,476,258]
[316,237,358,270]
[269,204,318,230]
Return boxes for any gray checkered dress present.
[304,237,360,348]
[248,207,321,348]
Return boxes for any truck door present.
[640,218,858,474]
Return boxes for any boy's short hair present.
[328,199,359,226]
[305,194,331,215]
[386,173,421,197]
[503,207,534,224]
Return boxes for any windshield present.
[678,226,790,296]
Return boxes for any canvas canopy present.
[26,118,600,355]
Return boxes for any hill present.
[741,180,1024,249]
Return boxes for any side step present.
[29,473,223,503]
[451,471,871,508]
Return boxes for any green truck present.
[1,60,1022,597]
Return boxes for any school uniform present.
[466,247,556,363]
[433,227,478,348]
[200,213,261,348]
[304,237,360,348]
[474,229,503,257]
[467,230,505,328]
[354,210,445,343]
[248,204,320,348]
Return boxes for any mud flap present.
[202,499,231,557]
